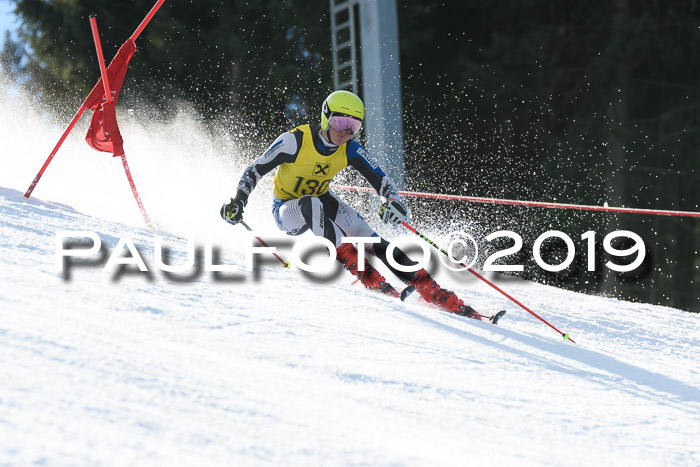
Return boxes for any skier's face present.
[327,126,354,145]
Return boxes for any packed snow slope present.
[1,77,699,466]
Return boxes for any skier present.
[221,90,481,319]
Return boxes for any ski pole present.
[401,222,574,343]
[240,221,290,268]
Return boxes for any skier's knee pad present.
[298,195,322,230]
[298,195,343,246]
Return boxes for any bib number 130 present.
[293,177,331,196]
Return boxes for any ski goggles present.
[328,113,363,135]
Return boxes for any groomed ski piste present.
[1,76,699,466]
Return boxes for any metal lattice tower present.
[330,0,405,189]
[330,0,359,94]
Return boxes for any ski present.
[485,310,506,325]
[400,285,416,301]
[379,283,415,301]
[352,279,415,302]
[356,278,501,324]
[454,307,506,325]
[470,309,506,325]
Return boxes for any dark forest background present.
[2,0,698,311]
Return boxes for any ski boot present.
[408,268,481,320]
[336,243,399,297]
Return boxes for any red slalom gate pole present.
[24,106,88,198]
[130,0,166,42]
[401,221,575,343]
[331,184,700,219]
[120,154,153,228]
[89,15,112,103]
[90,16,152,228]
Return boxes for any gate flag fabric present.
[24,0,165,230]
[84,39,136,157]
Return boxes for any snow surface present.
[1,76,699,466]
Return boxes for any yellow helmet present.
[321,90,365,130]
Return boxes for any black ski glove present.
[379,198,408,226]
[221,193,247,225]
